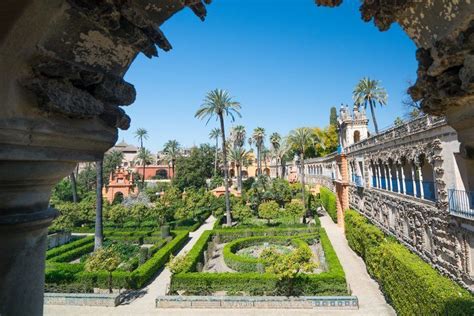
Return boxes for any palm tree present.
[228,146,250,192]
[261,146,270,175]
[288,128,321,211]
[230,125,246,148]
[252,127,266,176]
[209,128,221,176]
[195,89,241,226]
[95,159,104,250]
[135,147,154,183]
[270,132,281,151]
[353,77,388,134]
[134,128,149,186]
[163,140,181,178]
[273,139,291,178]
[70,167,78,203]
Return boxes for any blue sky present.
[120,0,417,151]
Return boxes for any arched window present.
[155,169,168,179]
[353,130,361,143]
[113,192,124,204]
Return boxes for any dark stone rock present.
[99,103,131,130]
[91,75,136,105]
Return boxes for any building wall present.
[283,115,474,291]
[134,165,173,180]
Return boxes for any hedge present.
[45,230,189,291]
[223,236,309,272]
[46,236,93,260]
[170,227,347,296]
[345,210,474,315]
[214,227,319,243]
[320,187,337,223]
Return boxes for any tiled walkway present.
[44,215,395,316]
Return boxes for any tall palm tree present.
[270,132,281,151]
[252,127,266,176]
[288,128,321,211]
[134,128,149,186]
[230,125,246,148]
[209,128,221,176]
[163,140,181,178]
[273,139,291,178]
[95,159,104,250]
[228,146,249,192]
[261,146,270,175]
[195,89,241,226]
[353,77,388,134]
[135,147,154,183]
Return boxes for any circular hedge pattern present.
[223,236,309,272]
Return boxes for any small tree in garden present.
[258,201,280,224]
[262,246,317,296]
[285,200,305,224]
[85,247,121,293]
[130,203,148,226]
[167,253,190,274]
[150,203,173,226]
[108,204,128,227]
[232,204,253,221]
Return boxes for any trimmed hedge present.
[46,236,93,260]
[214,227,319,243]
[48,242,94,263]
[345,210,474,315]
[223,236,309,272]
[170,227,347,296]
[320,187,337,223]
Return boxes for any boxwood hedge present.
[170,227,347,296]
[345,209,474,315]
[320,187,337,223]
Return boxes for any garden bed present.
[45,230,189,292]
[169,227,347,296]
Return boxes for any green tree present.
[252,127,266,176]
[134,128,149,186]
[329,106,338,126]
[108,204,129,227]
[209,128,221,176]
[135,147,154,186]
[258,201,280,224]
[353,77,388,134]
[130,203,148,226]
[230,125,246,148]
[261,246,317,296]
[270,132,281,151]
[84,247,121,293]
[228,146,250,192]
[103,150,124,185]
[270,178,292,207]
[173,144,215,191]
[167,253,190,274]
[232,204,253,221]
[163,140,181,179]
[272,139,290,178]
[195,89,241,226]
[285,200,305,224]
[288,128,321,211]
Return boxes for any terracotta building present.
[103,167,137,203]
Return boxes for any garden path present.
[45,214,396,316]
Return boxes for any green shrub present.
[48,242,95,263]
[345,210,474,315]
[46,236,93,260]
[258,201,280,223]
[320,187,337,223]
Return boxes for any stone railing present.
[345,115,446,154]
[44,293,121,307]
[156,295,359,310]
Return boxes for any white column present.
[377,163,382,188]
[395,163,401,194]
[401,163,407,194]
[386,164,392,191]
[418,163,425,199]
[411,162,417,197]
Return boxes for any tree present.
[270,178,292,207]
[134,128,149,186]
[353,77,388,134]
[95,160,104,250]
[209,128,221,176]
[261,246,317,296]
[394,117,404,126]
[285,200,305,224]
[252,127,266,176]
[163,140,181,178]
[230,125,246,148]
[84,247,121,293]
[195,89,242,226]
[232,204,253,221]
[270,132,281,151]
[135,147,154,186]
[329,106,338,127]
[272,139,290,178]
[288,128,321,212]
[167,253,190,274]
[103,150,124,185]
[173,144,215,191]
[228,146,250,192]
[258,201,280,224]
[70,169,78,203]
[108,204,128,227]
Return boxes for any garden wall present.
[320,187,337,223]
[345,210,474,316]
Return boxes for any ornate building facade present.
[279,107,474,291]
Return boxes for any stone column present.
[411,162,418,197]
[376,163,382,188]
[395,163,401,194]
[386,164,392,191]
[417,163,425,200]
[401,163,407,195]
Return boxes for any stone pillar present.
[335,154,349,229]
[401,163,407,195]
[395,163,401,194]
[411,162,418,197]
[417,163,425,200]
[386,164,392,191]
[376,163,382,188]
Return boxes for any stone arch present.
[113,191,124,204]
[353,130,361,143]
